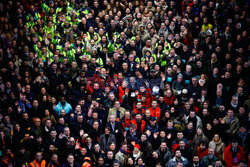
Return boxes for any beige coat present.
[209,138,225,161]
[107,107,126,122]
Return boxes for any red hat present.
[134,144,140,150]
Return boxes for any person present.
[200,148,218,166]
[191,128,209,155]
[61,154,81,167]
[130,113,146,137]
[191,155,202,167]
[29,152,46,167]
[115,142,129,166]
[107,101,126,122]
[148,100,161,122]
[137,133,153,159]
[208,134,225,161]
[104,150,115,167]
[113,160,121,167]
[55,96,73,115]
[99,127,116,152]
[47,154,60,167]
[224,139,245,167]
[167,149,189,167]
[223,109,240,140]
[156,141,172,166]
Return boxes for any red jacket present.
[121,117,131,132]
[133,107,145,117]
[164,96,174,106]
[118,86,129,103]
[224,144,245,167]
[131,119,146,134]
[197,147,208,160]
[149,107,161,122]
[137,88,152,107]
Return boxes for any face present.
[67,155,74,164]
[175,150,181,158]
[36,153,43,162]
[160,143,167,150]
[141,134,147,141]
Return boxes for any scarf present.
[120,148,130,155]
[133,151,141,160]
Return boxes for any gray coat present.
[166,157,189,167]
[99,133,116,152]
[156,147,172,166]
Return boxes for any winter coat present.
[223,116,240,135]
[209,138,225,161]
[224,144,245,167]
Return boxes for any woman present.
[124,157,135,167]
[191,127,209,154]
[42,109,57,125]
[132,144,143,162]
[135,157,145,167]
[158,111,172,128]
[208,134,225,161]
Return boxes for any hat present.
[134,144,140,150]
[49,0,54,3]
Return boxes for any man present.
[224,139,245,167]
[125,124,139,149]
[120,110,131,132]
[174,140,191,161]
[172,131,190,151]
[106,115,123,143]
[167,149,189,167]
[29,152,46,167]
[103,92,117,109]
[47,153,60,167]
[156,141,172,166]
[200,148,218,166]
[99,126,116,152]
[137,133,153,159]
[44,129,59,151]
[55,96,73,115]
[214,160,223,167]
[146,117,159,133]
[104,150,115,167]
[187,77,201,100]
[223,109,240,139]
[149,100,161,122]
[15,146,30,167]
[107,101,126,122]
[192,155,202,167]
[61,154,81,167]
[70,114,85,138]
[131,113,146,137]
[115,142,128,166]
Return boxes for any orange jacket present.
[2,153,14,165]
[149,107,161,122]
[131,119,146,134]
[29,160,46,167]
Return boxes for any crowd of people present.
[0,0,249,166]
